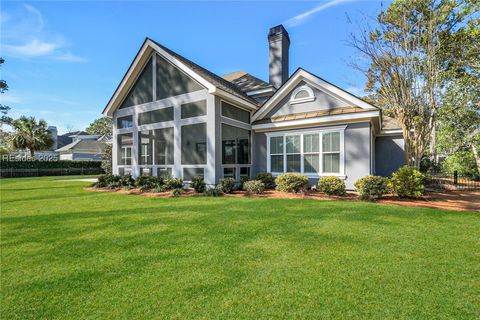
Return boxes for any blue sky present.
[1,0,388,134]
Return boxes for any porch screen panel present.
[181,123,207,164]
[117,133,133,165]
[221,102,250,124]
[221,124,250,165]
[156,54,203,101]
[138,107,174,126]
[120,57,153,109]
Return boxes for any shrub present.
[164,178,183,190]
[94,174,119,188]
[119,175,135,189]
[205,186,223,197]
[317,176,346,196]
[171,188,184,197]
[190,176,206,193]
[238,176,250,191]
[218,178,235,194]
[354,176,388,200]
[389,166,424,198]
[255,172,275,189]
[135,175,160,190]
[243,180,265,194]
[275,173,309,193]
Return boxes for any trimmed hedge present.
[317,176,346,196]
[389,166,425,198]
[354,176,388,201]
[275,173,309,193]
[243,180,265,194]
[0,160,102,169]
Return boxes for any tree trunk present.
[472,144,480,175]
[29,149,35,157]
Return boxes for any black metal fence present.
[426,170,480,191]
[0,167,104,178]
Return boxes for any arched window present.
[290,85,315,104]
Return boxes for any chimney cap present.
[268,24,290,42]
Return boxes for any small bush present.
[164,178,183,190]
[275,173,309,193]
[218,178,235,194]
[255,172,275,189]
[152,185,167,193]
[190,176,206,193]
[94,174,115,188]
[389,166,424,198]
[136,175,160,190]
[243,180,265,194]
[354,176,388,201]
[238,176,250,191]
[171,188,184,197]
[205,186,223,197]
[119,175,135,188]
[317,176,346,196]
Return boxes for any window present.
[118,133,133,165]
[323,132,340,173]
[223,167,236,180]
[290,85,315,104]
[183,168,204,181]
[239,167,250,180]
[303,134,320,173]
[181,123,207,164]
[138,128,173,165]
[222,124,250,165]
[270,136,284,173]
[117,115,133,129]
[268,130,343,175]
[157,167,172,178]
[221,101,250,124]
[286,135,301,172]
[138,107,174,126]
[181,100,206,119]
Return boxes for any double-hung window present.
[268,129,343,176]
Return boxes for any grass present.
[1,176,479,319]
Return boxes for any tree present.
[101,144,112,174]
[86,117,112,136]
[350,0,477,168]
[10,116,54,157]
[0,57,11,124]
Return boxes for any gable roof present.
[223,71,274,93]
[56,139,106,154]
[103,38,258,116]
[251,68,378,122]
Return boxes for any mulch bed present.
[84,187,479,212]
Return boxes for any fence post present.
[453,170,458,185]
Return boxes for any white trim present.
[251,69,378,122]
[379,129,403,136]
[245,87,275,96]
[215,90,258,111]
[252,110,379,131]
[289,85,315,105]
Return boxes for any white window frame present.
[289,85,315,105]
[266,126,346,178]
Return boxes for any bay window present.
[268,129,343,175]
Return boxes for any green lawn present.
[1,176,479,319]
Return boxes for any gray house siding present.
[264,81,350,119]
[252,122,372,189]
[375,135,405,176]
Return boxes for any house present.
[103,25,405,189]
[55,132,109,161]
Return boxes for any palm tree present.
[10,116,53,156]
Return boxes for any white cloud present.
[55,51,86,63]
[1,94,24,104]
[3,39,59,58]
[285,0,353,27]
[1,5,85,62]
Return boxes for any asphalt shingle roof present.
[223,71,274,93]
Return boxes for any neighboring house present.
[103,25,404,189]
[55,133,108,161]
